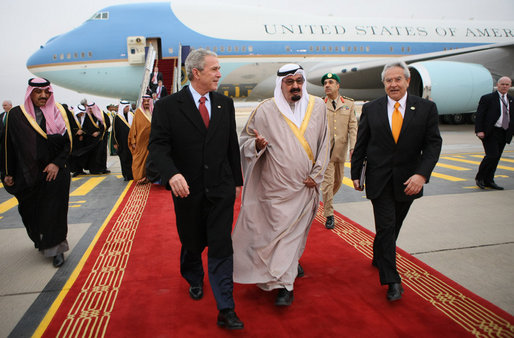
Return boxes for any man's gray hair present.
[2,100,12,105]
[381,61,410,81]
[185,48,218,80]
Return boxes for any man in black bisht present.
[1,78,72,267]
[112,100,133,181]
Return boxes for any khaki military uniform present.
[321,95,358,217]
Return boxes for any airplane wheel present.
[442,114,453,124]
[452,114,465,124]
[467,113,476,124]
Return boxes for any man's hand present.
[236,186,242,199]
[43,163,59,181]
[169,173,190,198]
[353,179,363,191]
[254,129,268,151]
[404,174,426,195]
[76,130,84,135]
[303,176,316,188]
[113,144,118,150]
[476,132,485,139]
[92,131,100,137]
[3,176,14,186]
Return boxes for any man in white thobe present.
[233,64,329,306]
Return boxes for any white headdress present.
[273,64,309,127]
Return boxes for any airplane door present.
[127,36,146,65]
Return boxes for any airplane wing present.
[307,42,514,90]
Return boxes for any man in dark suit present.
[148,49,244,329]
[351,61,442,301]
[148,65,163,93]
[475,76,513,190]
[153,79,168,100]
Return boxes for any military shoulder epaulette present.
[342,96,354,102]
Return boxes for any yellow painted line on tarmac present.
[0,197,18,214]
[342,177,355,188]
[70,177,106,196]
[0,183,3,188]
[431,172,466,182]
[116,175,123,179]
[435,163,470,171]
[72,177,83,182]
[500,158,514,163]
[440,156,481,165]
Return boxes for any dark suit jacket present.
[149,86,243,252]
[154,85,168,99]
[351,94,442,201]
[475,91,513,143]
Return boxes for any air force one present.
[27,1,514,123]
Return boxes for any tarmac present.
[0,108,513,337]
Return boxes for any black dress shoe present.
[297,263,304,278]
[325,215,335,229]
[476,179,486,189]
[217,309,244,329]
[102,169,111,174]
[387,282,404,301]
[275,288,294,306]
[53,253,65,268]
[72,171,85,177]
[487,182,504,190]
[189,284,203,300]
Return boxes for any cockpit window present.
[89,11,109,20]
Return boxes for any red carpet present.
[37,183,514,337]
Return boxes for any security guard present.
[320,73,358,229]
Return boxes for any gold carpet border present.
[315,206,514,338]
[55,183,151,338]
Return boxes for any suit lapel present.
[208,92,222,138]
[178,86,207,133]
[377,96,391,140]
[401,95,417,139]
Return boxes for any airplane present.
[26,1,514,124]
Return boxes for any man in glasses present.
[233,64,329,307]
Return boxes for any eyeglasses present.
[283,78,305,86]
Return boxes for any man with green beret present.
[320,73,358,229]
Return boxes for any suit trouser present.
[175,191,236,311]
[180,248,234,310]
[476,127,507,184]
[371,180,412,285]
[321,161,345,217]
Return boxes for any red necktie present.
[199,96,209,128]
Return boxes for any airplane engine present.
[408,61,493,122]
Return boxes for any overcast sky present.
[1,0,513,109]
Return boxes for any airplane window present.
[89,11,109,20]
[329,46,332,52]
[341,46,345,52]
[74,52,78,58]
[285,46,291,52]
[366,46,370,52]
[66,53,71,59]
[81,52,85,58]
[227,46,232,52]
[309,46,313,51]
[88,51,92,57]
[53,55,57,60]
[241,46,246,52]
[220,46,224,52]
[407,47,411,52]
[390,47,394,52]
[212,46,217,52]
[234,46,239,52]
[322,46,326,52]
[248,46,253,52]
[360,46,364,52]
[335,46,339,51]
[354,46,358,52]
[316,46,320,52]
[60,53,64,60]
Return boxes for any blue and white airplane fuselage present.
[26,1,514,118]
